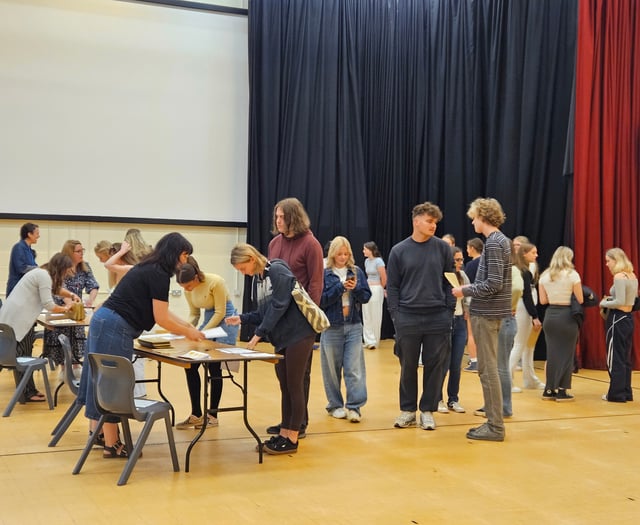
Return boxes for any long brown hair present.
[41,253,73,294]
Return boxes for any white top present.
[0,268,57,341]
[539,269,581,305]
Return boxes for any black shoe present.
[266,424,281,435]
[542,389,556,401]
[264,436,298,455]
[555,389,574,402]
[298,426,307,439]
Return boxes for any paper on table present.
[202,326,228,339]
[180,350,211,360]
[218,347,259,355]
[444,272,460,288]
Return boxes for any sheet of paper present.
[218,347,258,355]
[180,350,211,360]
[444,272,460,288]
[202,326,228,339]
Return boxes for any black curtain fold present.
[247,0,577,282]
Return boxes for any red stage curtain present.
[574,0,640,369]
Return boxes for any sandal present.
[26,393,46,402]
[89,430,105,448]
[103,440,129,459]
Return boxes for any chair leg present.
[3,368,36,417]
[53,381,64,407]
[49,400,83,446]
[39,365,54,411]
[117,416,155,486]
[164,413,180,473]
[73,416,105,475]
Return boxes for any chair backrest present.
[0,323,18,367]
[87,354,137,418]
[58,334,80,396]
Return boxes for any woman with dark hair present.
[79,232,205,458]
[226,243,316,455]
[6,222,40,297]
[0,253,75,401]
[174,256,239,429]
[362,241,386,349]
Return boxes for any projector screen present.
[0,0,248,225]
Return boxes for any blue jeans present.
[81,307,142,422]
[320,323,367,413]
[497,315,516,416]
[471,316,504,434]
[444,315,467,404]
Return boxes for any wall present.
[0,219,247,322]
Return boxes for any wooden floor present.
[1,339,639,525]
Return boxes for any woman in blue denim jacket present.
[320,236,371,422]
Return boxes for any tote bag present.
[291,281,330,333]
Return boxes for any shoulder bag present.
[291,281,330,333]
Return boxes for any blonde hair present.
[230,243,268,273]
[467,198,506,227]
[605,247,634,275]
[326,236,355,270]
[123,228,152,265]
[94,240,111,259]
[542,246,574,281]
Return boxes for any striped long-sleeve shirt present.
[463,230,512,319]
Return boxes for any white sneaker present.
[419,411,436,430]
[448,401,466,413]
[512,386,522,393]
[394,411,417,428]
[330,407,347,419]
[346,409,361,423]
[437,401,449,413]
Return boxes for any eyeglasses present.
[454,258,464,262]
[74,248,86,254]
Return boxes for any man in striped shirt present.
[452,198,511,442]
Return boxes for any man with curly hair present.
[452,198,511,442]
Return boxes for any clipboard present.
[444,272,460,288]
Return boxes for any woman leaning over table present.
[78,232,204,459]
[599,248,638,403]
[44,240,100,368]
[538,246,583,402]
[0,253,76,401]
[226,243,316,455]
[175,256,239,429]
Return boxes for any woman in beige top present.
[538,246,583,401]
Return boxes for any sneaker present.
[195,414,219,428]
[364,344,376,349]
[394,411,417,428]
[555,389,574,402]
[330,407,347,419]
[264,435,298,455]
[448,401,466,413]
[512,386,522,393]
[298,426,307,439]
[473,407,486,417]
[176,414,204,430]
[419,411,436,430]
[346,409,361,423]
[464,361,478,372]
[256,434,281,452]
[266,424,281,435]
[437,401,450,413]
[542,389,556,401]
[466,422,504,442]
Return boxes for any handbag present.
[291,281,330,333]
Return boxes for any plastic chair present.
[72,353,179,486]
[49,334,83,446]
[0,323,54,417]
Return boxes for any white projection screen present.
[0,0,248,225]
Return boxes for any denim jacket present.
[320,266,371,326]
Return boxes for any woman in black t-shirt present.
[79,232,205,459]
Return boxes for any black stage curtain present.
[247,0,577,337]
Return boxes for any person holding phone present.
[319,236,371,422]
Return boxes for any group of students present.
[2,197,636,456]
